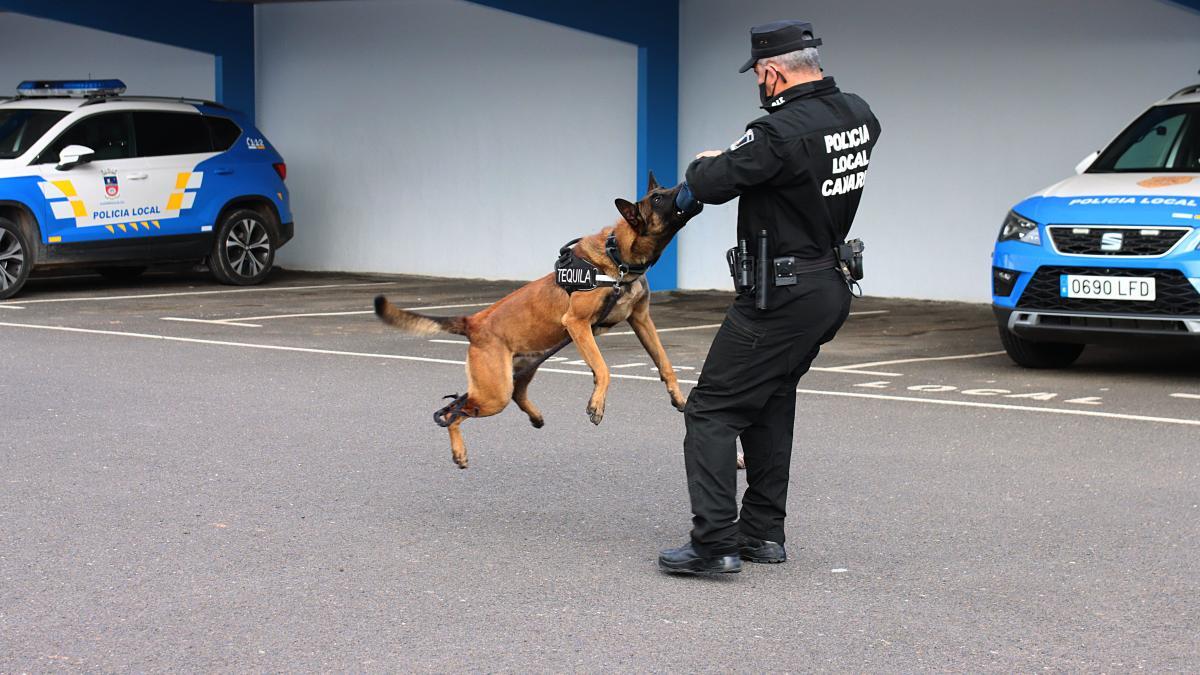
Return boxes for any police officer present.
[659,20,881,574]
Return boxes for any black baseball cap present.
[738,20,823,73]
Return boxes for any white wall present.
[256,0,638,280]
[678,0,1200,300]
[0,13,213,100]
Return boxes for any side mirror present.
[1075,150,1099,175]
[56,144,95,170]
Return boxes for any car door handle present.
[214,168,234,176]
[126,172,149,180]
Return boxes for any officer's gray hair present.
[761,47,822,75]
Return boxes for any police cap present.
[738,20,823,73]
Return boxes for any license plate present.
[1060,275,1156,301]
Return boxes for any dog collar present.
[605,234,651,278]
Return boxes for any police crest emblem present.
[102,169,119,198]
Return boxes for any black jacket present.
[685,77,881,260]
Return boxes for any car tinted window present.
[36,112,133,163]
[1091,104,1200,173]
[204,116,242,151]
[0,109,68,159]
[133,111,213,157]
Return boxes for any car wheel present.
[97,266,147,282]
[0,218,31,300]
[211,209,275,286]
[998,324,1084,368]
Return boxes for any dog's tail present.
[374,295,469,336]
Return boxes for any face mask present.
[758,68,788,107]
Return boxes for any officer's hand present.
[695,150,723,159]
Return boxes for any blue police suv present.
[0,80,292,299]
[992,83,1200,367]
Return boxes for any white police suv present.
[992,82,1200,367]
[0,79,292,299]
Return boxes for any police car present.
[0,79,292,299]
[992,82,1200,367]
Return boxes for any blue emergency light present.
[16,79,127,97]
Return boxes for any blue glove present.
[674,181,703,216]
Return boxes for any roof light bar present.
[17,79,127,98]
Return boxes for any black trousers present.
[683,269,852,555]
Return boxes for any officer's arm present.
[684,124,785,205]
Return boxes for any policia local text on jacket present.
[677,75,881,562]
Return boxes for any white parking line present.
[0,282,394,307]
[1171,393,1200,400]
[793,388,1200,427]
[601,310,887,338]
[603,324,722,336]
[826,350,1006,374]
[0,304,24,310]
[161,302,494,328]
[429,339,470,345]
[4,319,1198,428]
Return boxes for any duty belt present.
[770,252,837,286]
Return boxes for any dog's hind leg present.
[511,357,545,429]
[439,342,514,469]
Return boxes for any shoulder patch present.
[729,129,755,151]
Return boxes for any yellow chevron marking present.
[105,225,114,234]
[51,180,77,197]
[117,223,127,233]
[166,193,184,211]
[130,222,140,231]
[70,200,86,218]
[174,173,191,190]
[152,221,160,229]
[140,221,149,228]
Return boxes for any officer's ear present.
[646,171,660,191]
[614,198,644,233]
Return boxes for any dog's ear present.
[646,171,660,191]
[614,198,644,232]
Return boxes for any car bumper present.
[994,305,1200,344]
[991,236,1200,343]
[278,220,294,247]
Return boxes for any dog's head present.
[613,171,702,246]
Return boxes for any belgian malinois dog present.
[374,172,702,468]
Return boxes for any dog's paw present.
[587,406,604,426]
[530,416,545,429]
[671,396,686,412]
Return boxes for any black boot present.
[658,542,741,575]
[738,534,787,564]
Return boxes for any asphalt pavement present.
[2,268,1198,671]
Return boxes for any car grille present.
[1017,266,1200,315]
[1047,226,1190,256]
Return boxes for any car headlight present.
[997,211,1041,245]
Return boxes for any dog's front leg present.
[563,316,610,425]
[627,300,687,411]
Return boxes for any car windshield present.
[0,108,68,160]
[1090,103,1200,173]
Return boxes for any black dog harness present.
[433,235,650,428]
[554,235,648,295]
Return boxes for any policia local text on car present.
[658,20,881,575]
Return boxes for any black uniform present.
[681,76,881,555]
